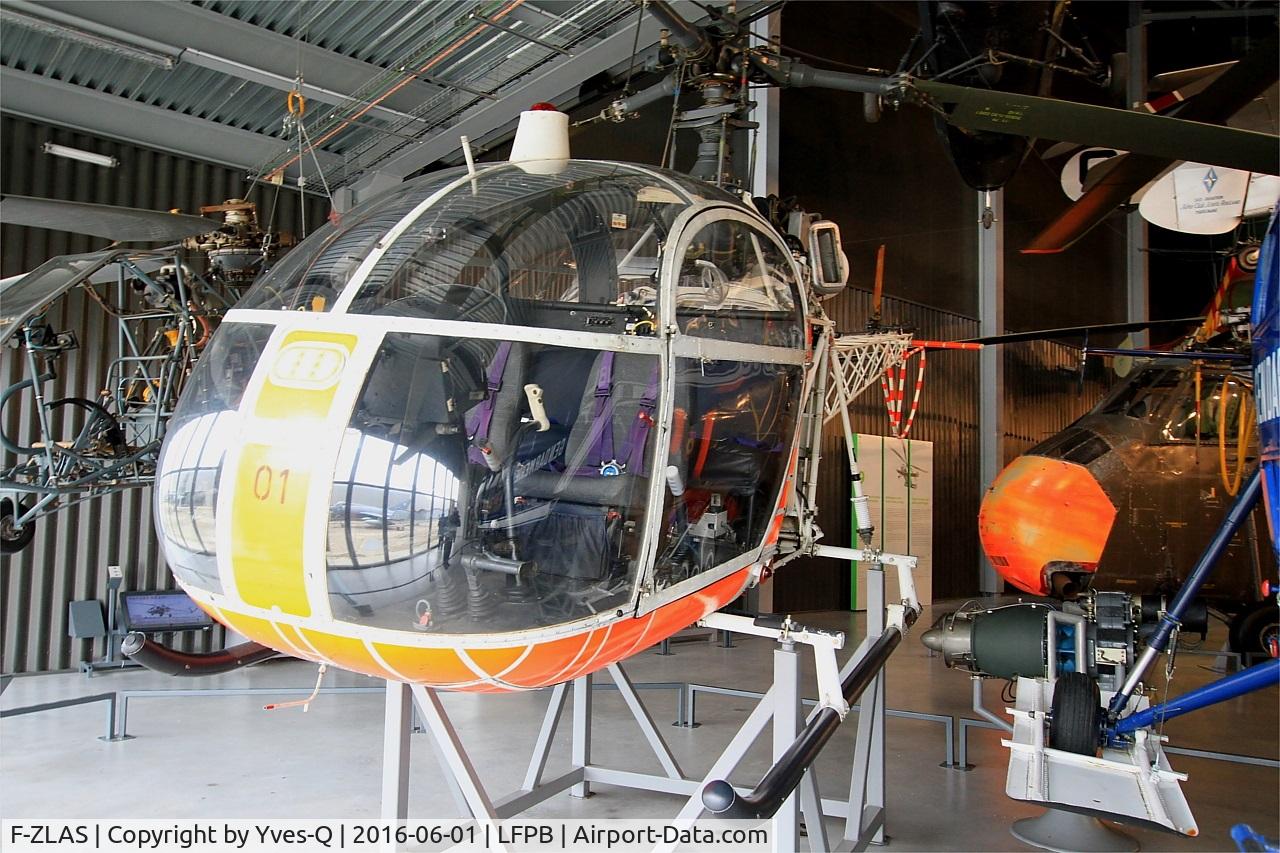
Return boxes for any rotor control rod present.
[701,608,916,821]
[647,1,711,57]
[747,53,902,97]
[610,74,679,118]
[121,632,277,677]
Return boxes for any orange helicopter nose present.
[979,455,1117,597]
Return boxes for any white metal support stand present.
[660,613,840,853]
[571,674,592,799]
[844,565,886,848]
[381,681,411,822]
[379,662,695,823]
[376,602,905,853]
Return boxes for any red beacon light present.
[509,103,569,174]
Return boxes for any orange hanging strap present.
[287,89,306,117]
[694,413,716,479]
[670,407,688,455]
[871,244,886,325]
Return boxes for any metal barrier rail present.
[956,717,1009,769]
[1,691,120,741]
[115,681,687,740]
[679,682,957,767]
[11,679,1272,779]
[1163,746,1280,768]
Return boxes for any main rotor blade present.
[958,316,1204,346]
[916,79,1278,176]
[0,195,219,242]
[1021,32,1279,253]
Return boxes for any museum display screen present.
[119,590,214,633]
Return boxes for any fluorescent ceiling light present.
[42,142,118,168]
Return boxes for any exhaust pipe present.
[122,632,277,676]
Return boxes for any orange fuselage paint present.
[978,455,1117,595]
[198,569,751,691]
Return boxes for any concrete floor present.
[2,601,1276,851]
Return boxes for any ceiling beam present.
[25,0,445,117]
[179,50,421,126]
[348,0,710,195]
[0,67,343,181]
[3,2,421,129]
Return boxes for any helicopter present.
[109,0,1280,688]
[0,196,299,553]
[920,208,1279,841]
[975,242,1278,655]
[130,113,890,689]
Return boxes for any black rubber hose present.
[701,619,912,820]
[121,632,277,676]
[0,379,37,455]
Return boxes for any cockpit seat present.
[517,350,660,507]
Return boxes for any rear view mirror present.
[808,220,849,296]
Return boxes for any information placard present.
[852,433,933,610]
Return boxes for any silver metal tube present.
[780,62,900,96]
[617,74,679,114]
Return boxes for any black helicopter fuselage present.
[980,361,1272,611]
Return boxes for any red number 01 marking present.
[252,465,291,504]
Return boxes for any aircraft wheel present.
[1230,598,1279,659]
[1049,672,1101,756]
[1,498,36,555]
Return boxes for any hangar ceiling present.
[0,1,754,196]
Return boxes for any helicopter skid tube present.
[701,611,916,821]
[121,632,277,677]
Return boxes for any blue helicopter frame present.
[1100,205,1280,741]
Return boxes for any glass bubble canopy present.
[156,159,808,651]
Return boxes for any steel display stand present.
[377,564,903,853]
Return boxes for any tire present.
[1230,599,1279,660]
[1,499,36,555]
[1049,672,1101,755]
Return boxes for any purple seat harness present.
[585,352,660,477]
[465,341,513,466]
[466,345,659,478]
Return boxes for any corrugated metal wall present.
[1,115,328,673]
[1004,340,1117,461]
[772,291,1112,612]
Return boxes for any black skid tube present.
[121,632,277,676]
[701,616,914,821]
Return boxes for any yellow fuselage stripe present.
[230,330,357,616]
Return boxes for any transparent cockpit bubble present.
[154,322,273,593]
[236,168,467,312]
[343,163,703,329]
[654,358,803,592]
